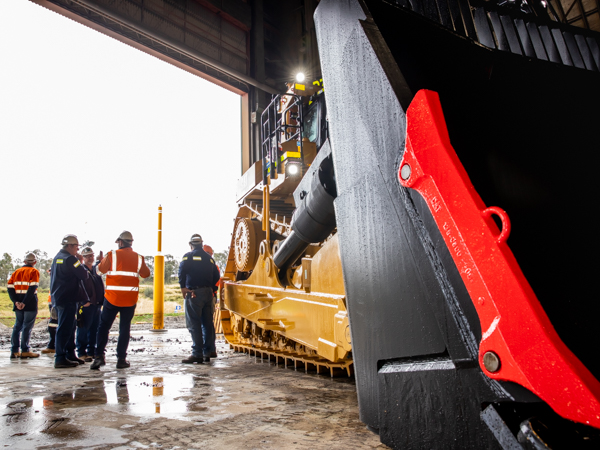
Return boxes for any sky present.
[0,0,241,262]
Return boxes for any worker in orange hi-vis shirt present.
[90,231,150,371]
[8,253,41,359]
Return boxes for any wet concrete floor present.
[0,329,387,449]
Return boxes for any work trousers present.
[185,287,215,358]
[55,303,77,362]
[47,305,57,349]
[11,310,38,353]
[76,304,102,356]
[95,299,136,359]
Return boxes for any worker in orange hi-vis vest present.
[7,253,40,359]
[90,231,150,371]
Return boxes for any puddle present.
[0,374,214,445]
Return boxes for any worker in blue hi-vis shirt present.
[178,233,220,365]
[50,234,89,369]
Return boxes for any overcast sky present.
[0,0,241,262]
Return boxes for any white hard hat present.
[24,252,37,263]
[116,230,134,243]
[189,234,203,245]
[61,234,79,246]
[81,247,94,256]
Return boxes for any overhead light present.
[287,164,299,176]
[295,72,305,82]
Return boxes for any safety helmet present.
[61,234,79,246]
[189,234,203,245]
[116,230,134,243]
[203,244,214,256]
[24,252,37,263]
[81,247,94,256]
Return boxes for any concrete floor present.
[0,328,387,450]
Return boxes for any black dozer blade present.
[314,0,600,448]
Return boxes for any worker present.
[202,244,220,358]
[7,252,41,359]
[179,234,220,364]
[76,247,105,362]
[41,280,57,354]
[91,231,150,370]
[50,234,89,368]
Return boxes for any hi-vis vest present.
[7,266,39,296]
[100,250,143,307]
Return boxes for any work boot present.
[210,351,218,358]
[203,356,211,363]
[10,352,21,359]
[54,358,78,368]
[21,351,40,358]
[116,359,130,369]
[41,348,55,354]
[79,353,93,363]
[90,357,105,370]
[181,355,203,364]
[68,355,85,365]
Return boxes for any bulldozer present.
[220,80,353,377]
[221,0,600,448]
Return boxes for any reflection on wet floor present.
[0,373,213,445]
[0,328,381,449]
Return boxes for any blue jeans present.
[76,304,102,356]
[94,300,136,359]
[55,303,77,362]
[185,288,215,358]
[11,310,38,353]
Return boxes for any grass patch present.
[0,287,51,315]
[138,284,183,304]
[1,284,185,328]
[132,312,185,324]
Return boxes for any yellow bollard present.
[153,205,166,331]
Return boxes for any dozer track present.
[222,310,353,378]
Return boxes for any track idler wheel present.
[233,218,265,272]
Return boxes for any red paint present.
[399,89,600,429]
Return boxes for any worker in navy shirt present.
[178,233,220,364]
[50,234,89,368]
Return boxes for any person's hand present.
[83,302,91,307]
[181,288,192,298]
[97,251,103,262]
[16,302,25,310]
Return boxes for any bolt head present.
[400,164,411,180]
[483,351,501,373]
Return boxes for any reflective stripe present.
[15,289,29,294]
[106,285,139,292]
[14,281,31,286]
[138,255,142,272]
[56,259,63,264]
[29,283,39,287]
[96,265,104,276]
[106,271,139,277]
[112,250,117,272]
[7,284,14,288]
[74,261,81,268]
[193,256,202,261]
[183,257,188,261]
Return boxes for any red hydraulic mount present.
[398,89,600,428]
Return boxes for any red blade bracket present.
[399,89,600,428]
